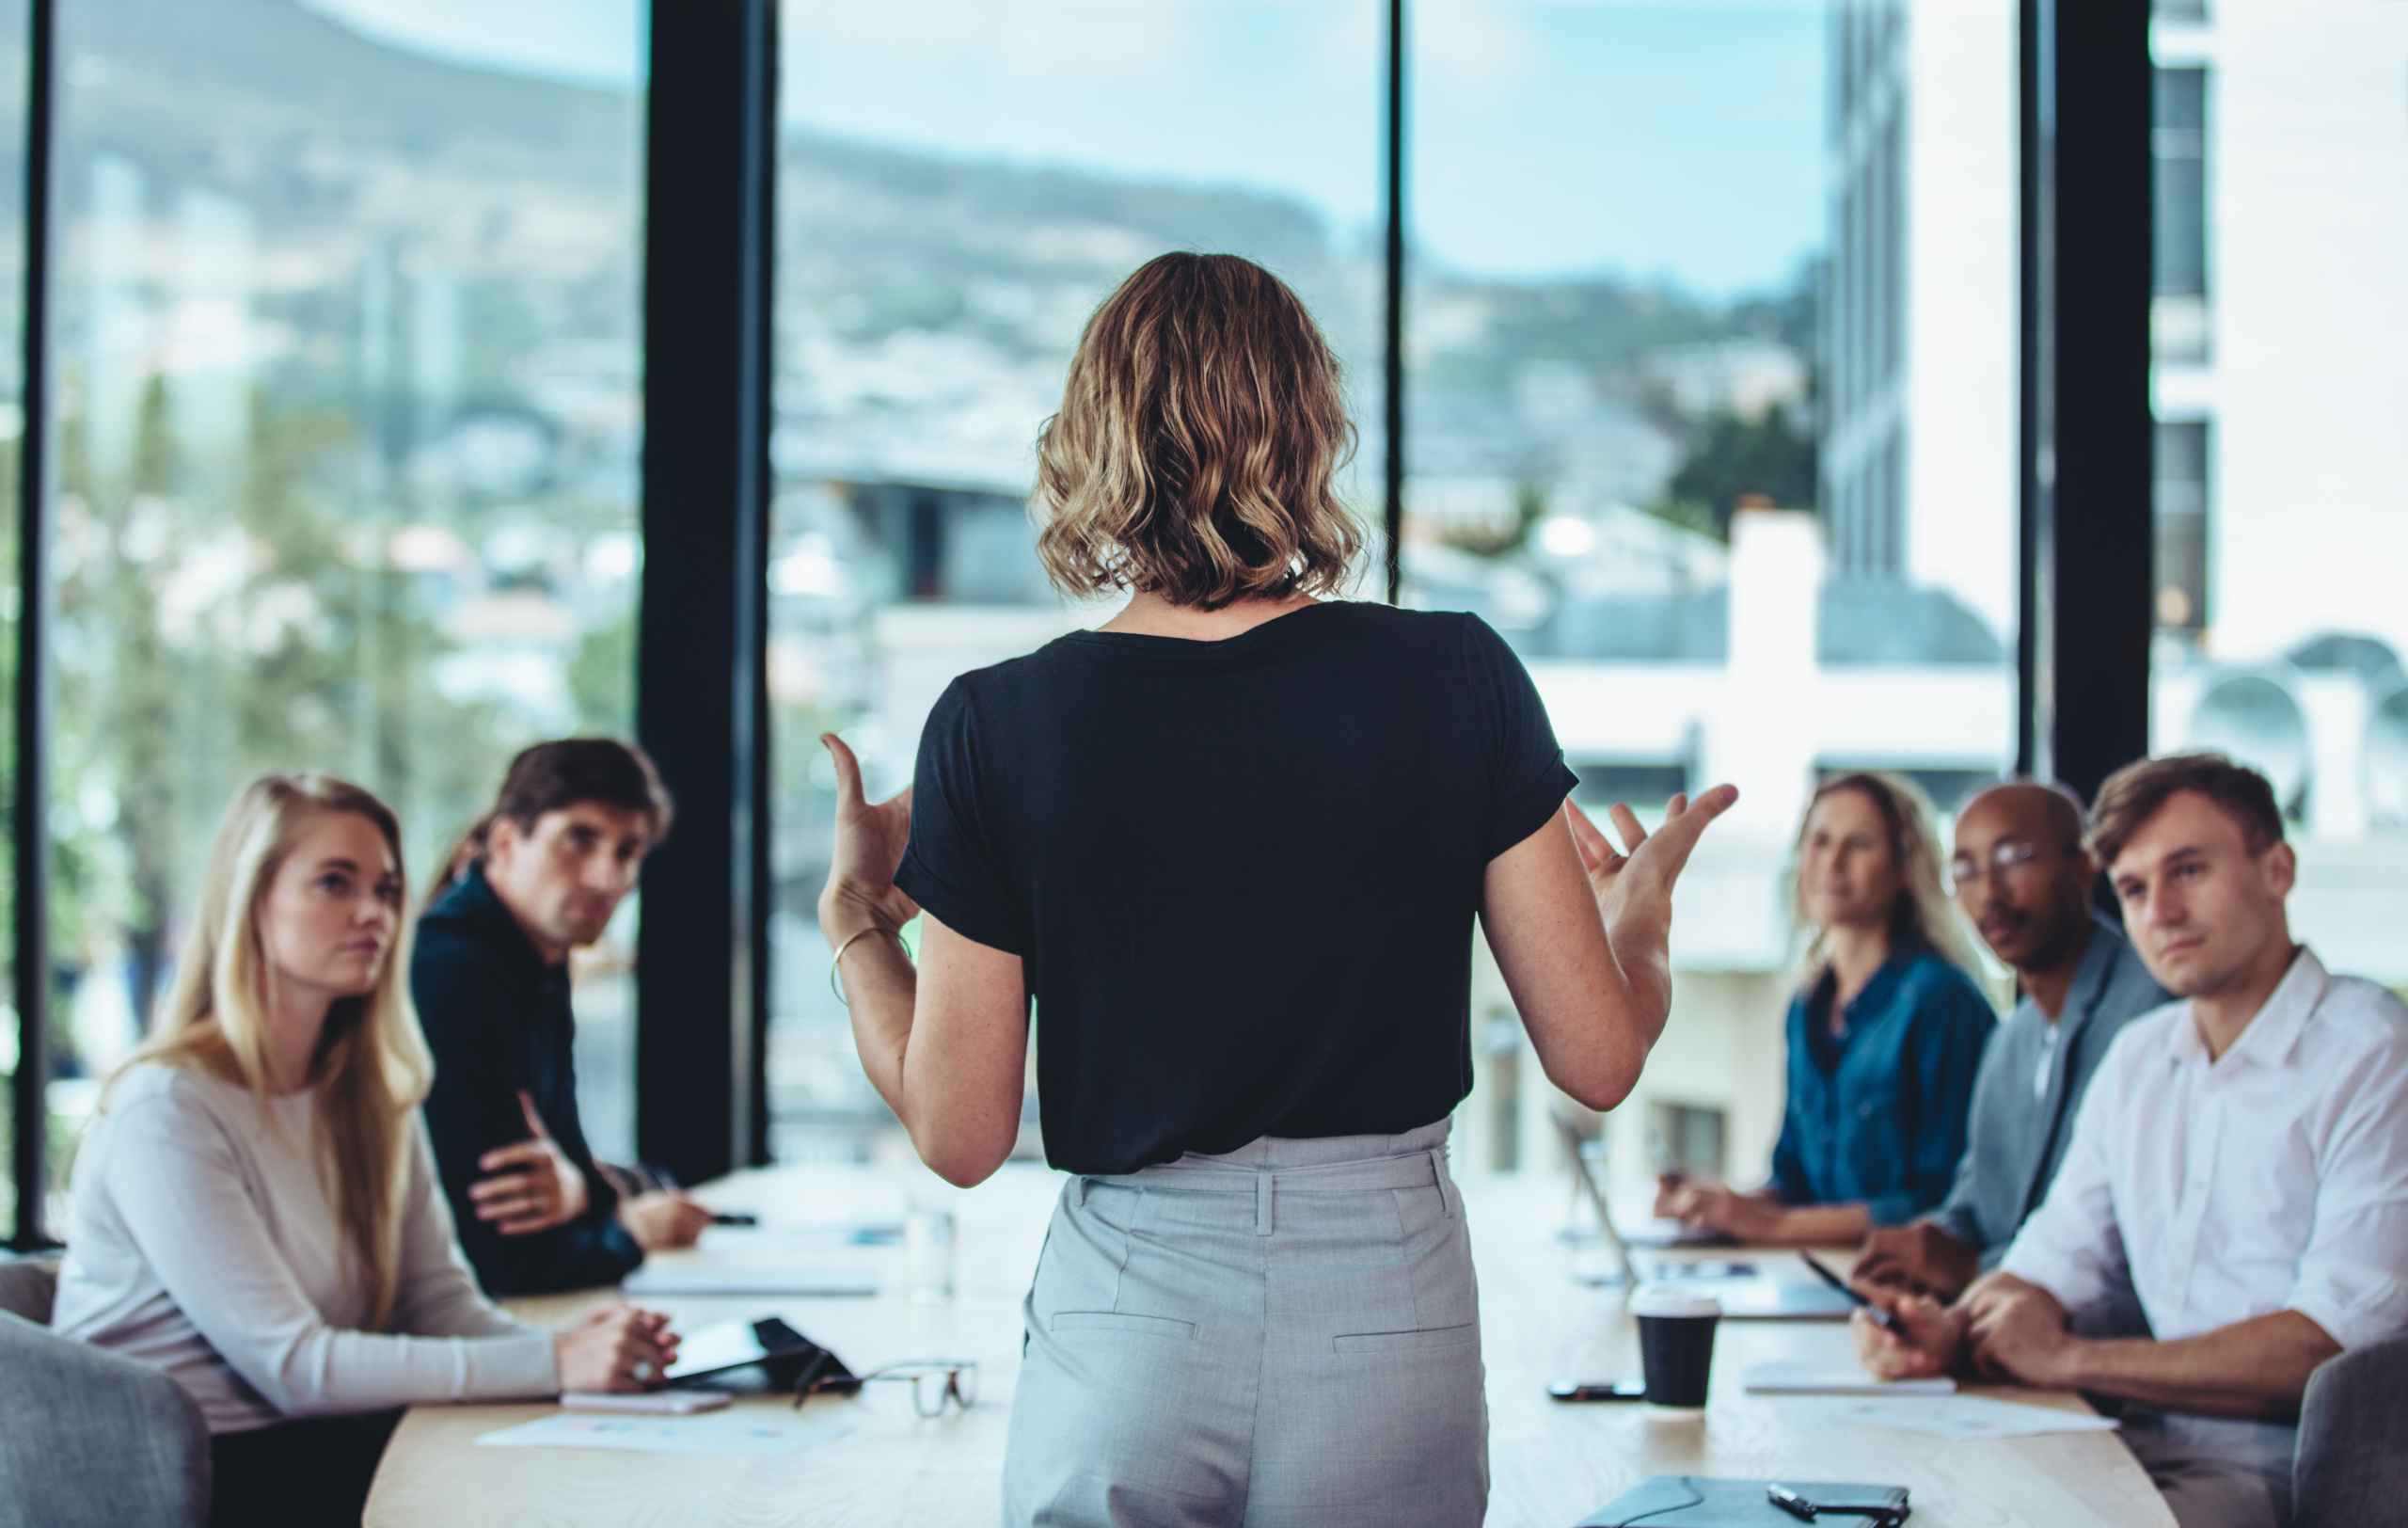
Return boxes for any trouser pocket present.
[1330,1322,1478,1355]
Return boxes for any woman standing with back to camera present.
[818,252,1734,1528]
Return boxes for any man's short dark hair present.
[2086,753,2284,868]
[442,738,673,887]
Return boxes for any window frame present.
[8,0,2157,1239]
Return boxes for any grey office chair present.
[0,1253,213,1528]
[2292,1332,2408,1528]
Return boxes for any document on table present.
[1743,1361,1956,1395]
[696,1224,903,1253]
[621,1266,880,1297]
[476,1411,852,1456]
[1824,1393,2120,1440]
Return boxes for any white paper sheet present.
[475,1411,852,1456]
[694,1224,902,1253]
[621,1266,879,1297]
[1824,1393,2121,1440]
[1743,1361,1956,1395]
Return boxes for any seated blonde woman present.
[49,773,675,1528]
[1656,772,1996,1247]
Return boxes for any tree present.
[49,375,512,1049]
[1653,406,1818,537]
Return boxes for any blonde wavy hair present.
[123,772,433,1329]
[1034,252,1364,610]
[1789,771,1981,979]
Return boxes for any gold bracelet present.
[828,924,911,1008]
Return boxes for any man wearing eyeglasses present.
[1851,781,2167,1302]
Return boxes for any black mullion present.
[737,0,776,1169]
[1382,0,1403,607]
[2016,0,2052,780]
[10,0,55,1251]
[635,0,778,1186]
[2038,0,2152,804]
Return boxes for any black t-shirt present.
[893,598,1577,1175]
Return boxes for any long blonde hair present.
[1789,771,1981,980]
[126,772,433,1329]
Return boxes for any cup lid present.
[1629,1284,1721,1319]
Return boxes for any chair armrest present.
[0,1312,212,1528]
[0,1252,60,1324]
[2293,1331,2408,1528]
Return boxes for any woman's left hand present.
[818,733,920,942]
[1564,788,1737,937]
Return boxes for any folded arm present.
[416,947,642,1294]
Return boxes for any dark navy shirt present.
[415,865,644,1296]
[1770,945,1997,1226]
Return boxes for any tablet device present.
[663,1317,823,1383]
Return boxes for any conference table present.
[365,1162,2175,1528]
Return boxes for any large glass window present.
[36,0,646,1192]
[768,0,1383,1161]
[0,0,24,1236]
[2147,0,2408,990]
[2152,65,2210,361]
[1411,0,2020,1186]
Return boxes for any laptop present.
[1550,1111,1857,1321]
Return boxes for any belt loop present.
[1429,1149,1458,1218]
[1255,1172,1275,1236]
[1075,1176,1091,1208]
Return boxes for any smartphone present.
[1547,1379,1649,1402]
[562,1391,732,1414]
[1768,1483,1910,1520]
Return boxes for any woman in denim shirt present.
[1659,772,1995,1246]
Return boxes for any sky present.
[302,0,1826,298]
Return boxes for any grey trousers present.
[1003,1120,1487,1528]
[2121,1409,2299,1528]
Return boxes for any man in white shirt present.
[1856,753,2408,1528]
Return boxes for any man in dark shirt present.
[1851,781,2168,1300]
[417,739,712,1296]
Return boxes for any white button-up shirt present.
[2001,947,2408,1350]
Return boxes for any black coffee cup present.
[1630,1287,1720,1408]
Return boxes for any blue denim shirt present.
[1770,945,1997,1226]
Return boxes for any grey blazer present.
[1930,915,2170,1268]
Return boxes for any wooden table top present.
[366,1163,2174,1528]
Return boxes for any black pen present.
[1798,1250,1897,1333]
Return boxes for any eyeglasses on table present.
[795,1361,978,1418]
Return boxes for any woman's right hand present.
[818,733,920,943]
[553,1302,677,1393]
